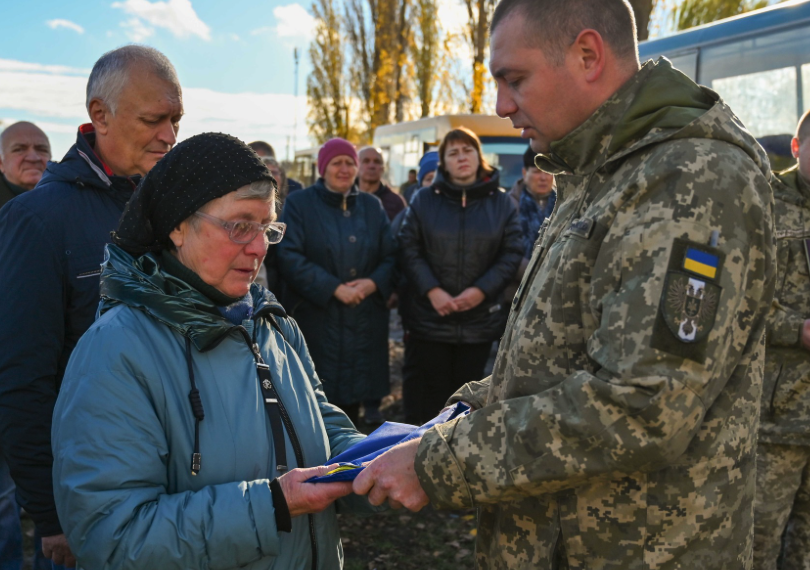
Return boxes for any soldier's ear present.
[792,137,800,159]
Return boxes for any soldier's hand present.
[353,438,429,512]
[427,287,458,316]
[802,319,810,351]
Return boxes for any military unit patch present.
[662,273,719,343]
[651,237,725,362]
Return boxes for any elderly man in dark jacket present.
[0,121,51,209]
[0,45,183,567]
[357,146,406,221]
[0,120,51,570]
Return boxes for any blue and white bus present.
[639,0,810,140]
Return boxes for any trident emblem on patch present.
[664,275,719,343]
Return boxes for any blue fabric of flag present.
[308,402,471,483]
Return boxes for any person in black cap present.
[50,132,380,569]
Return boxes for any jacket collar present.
[0,174,27,198]
[39,125,141,206]
[535,58,715,176]
[373,183,394,199]
[432,168,501,202]
[99,244,287,351]
[314,178,359,209]
[775,165,810,203]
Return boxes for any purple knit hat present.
[318,138,358,177]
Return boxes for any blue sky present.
[0,0,316,160]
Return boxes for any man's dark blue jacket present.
[0,127,138,536]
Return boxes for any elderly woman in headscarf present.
[51,133,377,570]
[276,138,397,426]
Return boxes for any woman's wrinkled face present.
[169,189,274,298]
[324,155,358,194]
[443,141,479,186]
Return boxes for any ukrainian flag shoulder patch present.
[683,247,719,280]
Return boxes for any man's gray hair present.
[86,45,180,115]
[490,0,639,66]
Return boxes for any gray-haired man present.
[0,121,51,209]
[0,45,183,567]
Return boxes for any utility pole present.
[292,47,300,162]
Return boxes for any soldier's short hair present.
[797,109,810,143]
[491,0,639,66]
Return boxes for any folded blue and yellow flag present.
[308,402,471,483]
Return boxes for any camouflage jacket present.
[760,166,810,445]
[414,59,775,569]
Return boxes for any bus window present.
[482,140,530,190]
[699,25,810,136]
[712,67,798,137]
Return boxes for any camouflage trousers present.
[754,442,810,570]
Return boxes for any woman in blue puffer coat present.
[51,134,377,570]
[276,139,397,426]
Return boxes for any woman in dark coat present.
[398,127,523,424]
[277,138,397,425]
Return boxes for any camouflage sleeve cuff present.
[446,378,491,410]
[415,420,475,510]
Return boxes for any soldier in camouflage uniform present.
[353,1,776,568]
[754,110,810,570]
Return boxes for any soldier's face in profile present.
[490,13,593,153]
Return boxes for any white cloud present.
[45,19,85,34]
[0,57,311,161]
[112,0,211,41]
[251,3,315,42]
[0,58,90,76]
[0,71,87,119]
[119,17,155,41]
[273,4,316,40]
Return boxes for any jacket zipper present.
[239,326,319,570]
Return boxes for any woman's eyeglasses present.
[193,211,286,245]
